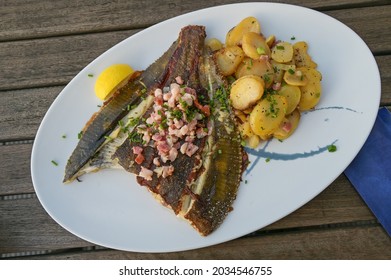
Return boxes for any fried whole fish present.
[63,25,248,236]
[63,40,178,183]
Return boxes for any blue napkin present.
[344,107,391,236]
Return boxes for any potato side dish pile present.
[206,17,322,148]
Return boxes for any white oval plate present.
[31,3,380,252]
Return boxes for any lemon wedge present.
[94,64,134,100]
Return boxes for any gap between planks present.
[0,220,381,259]
[0,1,389,44]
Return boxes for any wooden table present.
[1,0,390,260]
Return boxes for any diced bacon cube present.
[132,146,143,155]
[162,165,175,178]
[188,119,198,131]
[155,94,163,106]
[181,93,194,106]
[163,91,172,101]
[174,119,183,129]
[282,121,292,132]
[168,96,176,108]
[153,167,163,178]
[154,88,163,97]
[196,127,208,139]
[170,82,180,93]
[185,142,199,157]
[157,142,170,154]
[146,115,154,125]
[139,166,153,181]
[180,142,188,154]
[135,153,145,164]
[142,132,151,144]
[152,133,164,142]
[175,76,184,85]
[153,157,161,167]
[185,135,195,142]
[168,147,178,162]
[179,125,189,136]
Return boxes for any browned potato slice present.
[238,120,254,138]
[278,84,301,114]
[266,35,276,47]
[249,94,288,137]
[298,67,322,111]
[283,68,308,86]
[271,42,294,63]
[271,61,295,84]
[246,134,261,148]
[225,16,261,47]
[234,109,247,122]
[215,46,245,76]
[242,106,253,115]
[273,109,301,140]
[293,41,317,68]
[298,66,322,80]
[242,32,271,59]
[235,57,274,88]
[205,38,223,51]
[230,75,265,110]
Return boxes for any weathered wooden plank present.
[0,144,33,195]
[325,5,391,54]
[16,225,391,259]
[0,86,62,142]
[0,30,138,91]
[0,195,93,254]
[0,6,390,91]
[377,55,391,105]
[265,174,376,230]
[1,0,388,42]
[0,167,378,254]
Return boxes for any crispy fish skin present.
[64,25,247,236]
[63,40,178,183]
[112,25,208,214]
[182,98,247,235]
[113,27,247,236]
[179,52,248,236]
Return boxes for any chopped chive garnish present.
[88,74,93,77]
[265,158,271,162]
[288,68,295,75]
[276,45,285,50]
[78,131,83,139]
[328,144,337,152]
[291,36,296,40]
[139,80,147,89]
[256,47,265,55]
[51,160,58,166]
[62,134,66,139]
